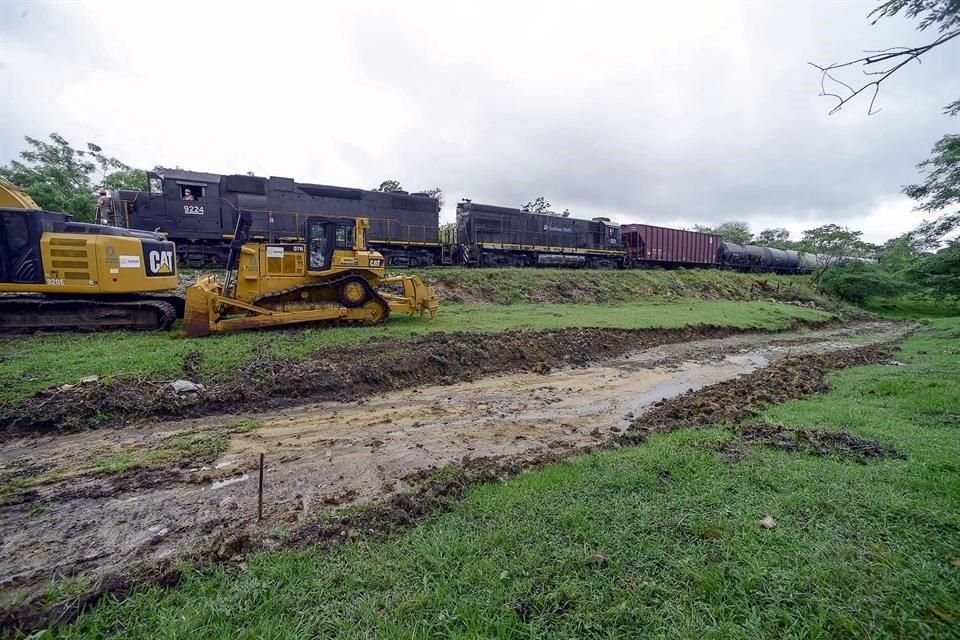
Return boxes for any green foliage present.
[800,224,867,281]
[878,236,923,271]
[521,196,552,214]
[870,0,960,33]
[374,181,444,208]
[904,134,960,244]
[103,168,147,192]
[93,432,229,475]
[905,134,960,214]
[693,221,754,245]
[0,133,140,222]
[908,241,960,299]
[819,261,907,303]
[755,227,792,248]
[373,179,403,192]
[420,187,444,208]
[439,221,456,243]
[94,452,139,474]
[519,197,571,216]
[59,321,960,639]
[228,419,263,433]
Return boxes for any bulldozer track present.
[0,297,178,333]
[250,274,391,326]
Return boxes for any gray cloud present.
[0,1,957,243]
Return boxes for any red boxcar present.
[622,224,722,267]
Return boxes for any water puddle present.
[209,473,249,490]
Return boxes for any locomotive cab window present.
[149,177,163,194]
[335,225,354,249]
[180,185,205,201]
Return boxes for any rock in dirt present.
[169,380,205,395]
[209,532,250,560]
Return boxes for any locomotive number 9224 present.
[183,205,205,216]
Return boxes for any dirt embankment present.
[1,319,843,432]
[421,268,834,307]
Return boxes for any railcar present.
[623,224,722,268]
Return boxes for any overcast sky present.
[1,1,957,243]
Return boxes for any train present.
[111,170,442,267]
[106,169,823,273]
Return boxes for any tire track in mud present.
[0,320,912,634]
[1,319,846,432]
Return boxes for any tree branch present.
[809,28,960,115]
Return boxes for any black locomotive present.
[114,170,440,267]
[454,201,624,268]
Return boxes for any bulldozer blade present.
[182,275,221,337]
[381,275,440,322]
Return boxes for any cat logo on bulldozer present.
[149,250,174,274]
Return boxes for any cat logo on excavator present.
[183,214,439,337]
[149,250,174,274]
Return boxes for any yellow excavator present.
[0,179,182,332]
[183,211,439,337]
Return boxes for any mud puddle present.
[0,320,910,626]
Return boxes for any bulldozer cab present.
[303,217,368,273]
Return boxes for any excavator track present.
[250,274,391,326]
[0,296,178,333]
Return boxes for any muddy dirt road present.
[0,321,908,612]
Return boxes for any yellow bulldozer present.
[183,212,439,337]
[0,179,182,332]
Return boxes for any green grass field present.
[0,300,829,405]
[863,296,960,320]
[52,318,960,639]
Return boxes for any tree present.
[756,227,792,248]
[800,223,867,282]
[421,187,445,209]
[439,221,456,244]
[374,179,403,192]
[694,221,754,245]
[810,0,960,115]
[909,241,960,298]
[103,168,147,192]
[819,261,908,302]
[522,196,552,214]
[901,133,960,244]
[0,133,128,221]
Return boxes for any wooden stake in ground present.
[258,453,264,521]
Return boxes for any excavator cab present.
[183,215,438,337]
